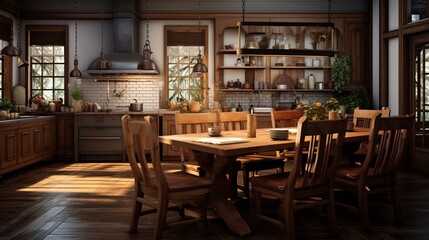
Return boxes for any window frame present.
[25,25,69,104]
[163,25,208,108]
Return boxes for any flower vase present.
[72,100,83,112]
[328,110,339,120]
[189,101,201,113]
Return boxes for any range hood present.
[87,53,159,75]
[86,0,160,75]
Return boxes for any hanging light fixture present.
[137,0,160,73]
[1,18,19,57]
[16,0,28,67]
[96,9,111,69]
[69,0,81,77]
[192,0,207,73]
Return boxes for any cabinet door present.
[33,125,44,158]
[2,129,18,169]
[57,116,74,160]
[44,121,56,160]
[17,125,43,163]
[17,127,32,163]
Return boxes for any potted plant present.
[70,84,83,112]
[332,55,351,92]
[189,78,209,113]
[0,98,13,119]
[336,86,370,114]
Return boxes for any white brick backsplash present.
[79,77,160,111]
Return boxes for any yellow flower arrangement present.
[302,101,327,120]
[302,98,340,120]
[324,97,340,111]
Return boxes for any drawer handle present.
[79,136,121,140]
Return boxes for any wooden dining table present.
[159,127,370,237]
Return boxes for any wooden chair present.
[122,115,212,240]
[217,110,285,200]
[270,109,304,161]
[250,116,348,240]
[271,108,303,128]
[351,107,391,162]
[334,113,413,230]
[175,111,218,176]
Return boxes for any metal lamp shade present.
[70,59,82,77]
[137,43,160,74]
[192,54,207,73]
[1,43,19,56]
[18,55,28,67]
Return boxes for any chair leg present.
[154,197,169,240]
[242,169,250,199]
[200,194,210,235]
[357,187,370,231]
[392,178,402,224]
[254,189,262,217]
[328,190,338,236]
[129,197,142,233]
[284,200,295,240]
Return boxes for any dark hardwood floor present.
[0,161,428,240]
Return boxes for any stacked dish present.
[269,129,289,140]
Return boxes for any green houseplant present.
[332,55,351,92]
[70,84,83,112]
[0,98,13,111]
[336,86,370,114]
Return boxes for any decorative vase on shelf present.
[0,110,7,120]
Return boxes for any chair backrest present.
[175,111,218,134]
[175,111,219,168]
[287,116,348,193]
[217,110,248,131]
[271,109,303,128]
[353,107,390,128]
[122,115,166,192]
[361,113,414,178]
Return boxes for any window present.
[415,43,429,148]
[27,26,68,102]
[407,0,428,23]
[0,17,12,100]
[0,44,4,99]
[164,25,208,107]
[30,45,65,100]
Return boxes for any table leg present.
[194,152,251,237]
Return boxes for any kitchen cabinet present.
[0,116,56,176]
[1,129,18,170]
[44,118,56,161]
[74,112,158,162]
[17,125,43,164]
[56,114,74,160]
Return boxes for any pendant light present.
[192,0,207,73]
[69,0,81,78]
[1,18,19,57]
[16,0,28,68]
[96,9,111,69]
[137,0,160,73]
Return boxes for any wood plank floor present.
[0,161,428,240]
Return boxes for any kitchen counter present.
[0,115,56,127]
